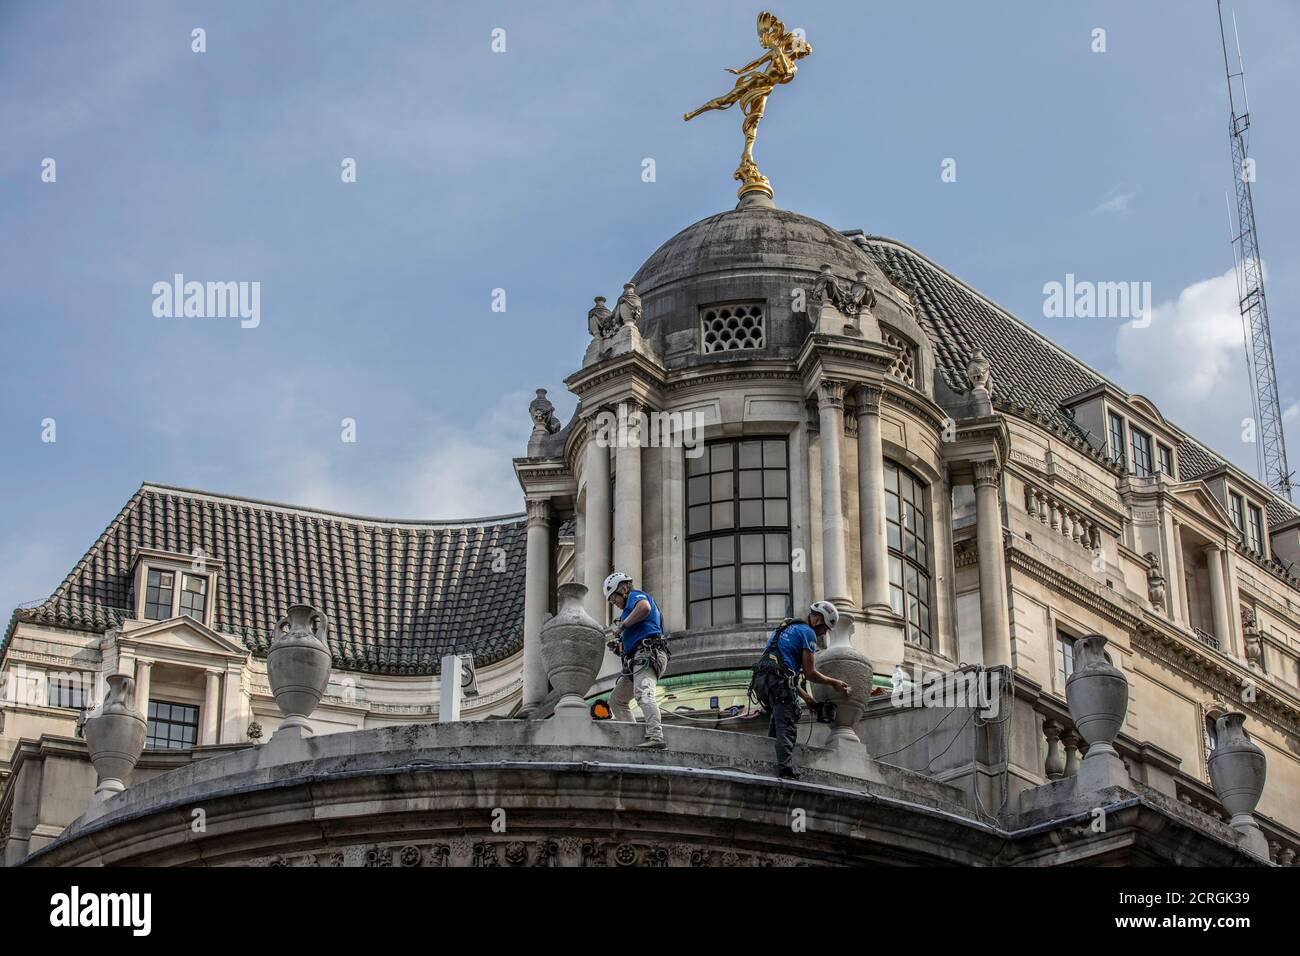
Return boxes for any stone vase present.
[267,604,332,737]
[540,583,604,716]
[1208,712,1267,832]
[811,642,874,748]
[83,673,146,800]
[1065,634,1128,758]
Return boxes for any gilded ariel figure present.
[683,11,812,199]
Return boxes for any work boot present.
[777,766,801,780]
[638,737,667,750]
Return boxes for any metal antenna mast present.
[1218,1,1292,499]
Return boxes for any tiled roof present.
[6,483,527,675]
[858,235,1300,526]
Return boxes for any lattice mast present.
[1218,1,1292,499]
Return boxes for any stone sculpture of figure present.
[811,264,876,318]
[587,296,614,338]
[611,283,642,328]
[1144,552,1167,610]
[967,349,993,396]
[529,389,561,437]
[1241,607,1264,670]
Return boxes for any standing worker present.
[603,571,669,750]
[750,600,851,778]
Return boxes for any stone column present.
[583,415,612,625]
[1206,545,1232,649]
[816,380,853,611]
[613,400,643,585]
[854,385,890,612]
[202,669,221,745]
[522,497,552,710]
[1173,521,1191,624]
[974,460,1011,668]
[133,659,154,718]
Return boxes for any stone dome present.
[628,201,895,369]
[632,203,889,295]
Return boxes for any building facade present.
[3,191,1299,866]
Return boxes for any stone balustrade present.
[1024,483,1100,550]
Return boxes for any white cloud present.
[1112,266,1258,470]
[1093,191,1136,215]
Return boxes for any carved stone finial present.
[966,349,992,395]
[1144,552,1167,610]
[529,388,561,438]
[611,282,642,328]
[1241,607,1263,670]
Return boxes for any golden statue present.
[684,11,812,200]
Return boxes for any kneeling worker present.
[751,600,851,779]
[604,571,669,750]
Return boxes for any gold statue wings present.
[683,11,812,201]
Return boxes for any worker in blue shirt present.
[603,571,668,749]
[750,600,851,778]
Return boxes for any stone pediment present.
[116,616,249,662]
[1169,482,1236,537]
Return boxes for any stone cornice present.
[1131,624,1300,739]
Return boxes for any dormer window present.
[179,574,209,620]
[1158,443,1175,478]
[1129,427,1154,478]
[1108,412,1126,468]
[1247,504,1265,556]
[144,569,175,620]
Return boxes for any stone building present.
[3,191,1299,867]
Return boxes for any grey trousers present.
[610,647,666,740]
[768,697,802,772]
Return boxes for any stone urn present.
[83,673,146,801]
[1065,634,1128,758]
[1208,712,1267,833]
[811,641,874,748]
[539,583,604,715]
[267,604,332,737]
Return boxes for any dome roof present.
[631,202,889,294]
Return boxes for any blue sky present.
[2,0,1299,615]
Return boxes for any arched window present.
[885,461,933,649]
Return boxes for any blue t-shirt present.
[764,621,817,675]
[620,589,663,655]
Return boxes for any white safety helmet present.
[603,571,633,600]
[809,600,839,630]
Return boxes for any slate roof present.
[858,235,1300,530]
[5,483,527,675]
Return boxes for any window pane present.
[739,500,763,526]
[763,500,787,526]
[687,452,709,476]
[712,536,734,566]
[741,595,765,621]
[738,471,763,498]
[766,563,790,591]
[710,471,733,502]
[688,505,710,535]
[688,540,711,570]
[688,475,710,506]
[689,570,711,601]
[765,534,787,563]
[710,443,732,472]
[741,564,765,592]
[740,534,764,563]
[766,594,789,620]
[712,598,736,626]
[690,601,711,628]
[711,567,735,597]
[763,440,785,468]
[738,441,762,468]
[763,470,787,498]
[711,502,734,530]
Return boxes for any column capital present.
[525,497,551,529]
[973,460,1001,488]
[816,379,847,409]
[853,384,884,416]
[136,659,154,672]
